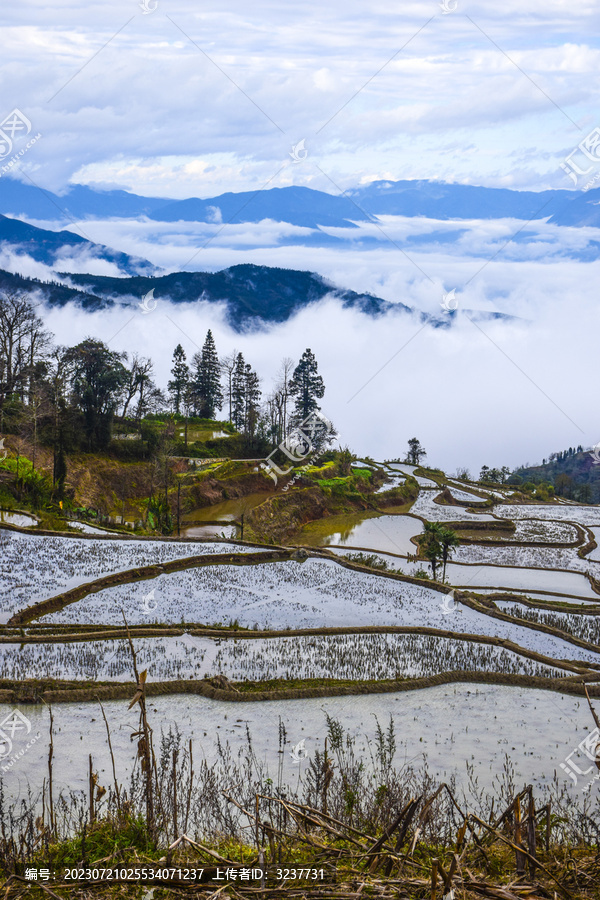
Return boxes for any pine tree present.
[288,348,325,422]
[231,352,246,430]
[191,330,223,419]
[168,344,189,414]
[244,363,261,437]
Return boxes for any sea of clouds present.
[6,211,594,476]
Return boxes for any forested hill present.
[0,263,410,329]
[514,446,600,503]
[0,267,107,309]
[62,264,405,327]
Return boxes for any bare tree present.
[265,391,284,444]
[121,354,151,417]
[276,357,294,441]
[0,292,52,426]
[220,350,238,424]
[137,385,164,423]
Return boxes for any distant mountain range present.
[0,176,590,331]
[0,177,598,228]
[349,180,579,223]
[0,213,155,275]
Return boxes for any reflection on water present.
[182,493,270,524]
[0,510,37,528]
[182,524,237,539]
[299,513,423,556]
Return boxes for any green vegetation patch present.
[0,455,54,507]
[350,467,372,480]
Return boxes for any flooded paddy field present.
[4,475,600,818]
[181,492,270,526]
[452,542,598,573]
[0,531,260,620]
[0,511,38,528]
[410,491,497,522]
[181,523,238,539]
[33,557,600,663]
[298,512,423,555]
[587,526,600,560]
[0,631,570,683]
[494,503,600,528]
[385,465,438,487]
[1,685,594,808]
[330,546,598,599]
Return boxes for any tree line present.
[0,291,327,493]
[166,333,325,444]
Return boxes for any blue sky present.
[2,0,600,196]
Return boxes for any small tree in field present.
[439,526,460,581]
[406,437,426,466]
[421,522,443,581]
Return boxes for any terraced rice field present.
[0,531,257,619]
[1,685,596,801]
[2,483,599,701]
[300,513,423,554]
[410,490,497,521]
[0,632,568,682]
[13,554,600,663]
[452,542,597,572]
[330,546,598,599]
[3,474,600,808]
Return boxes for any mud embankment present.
[2,669,598,706]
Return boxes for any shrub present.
[0,455,53,506]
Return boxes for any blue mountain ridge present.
[0,213,155,275]
[0,177,595,227]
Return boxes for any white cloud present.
[23,212,600,286]
[0,246,126,280]
[0,0,599,193]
